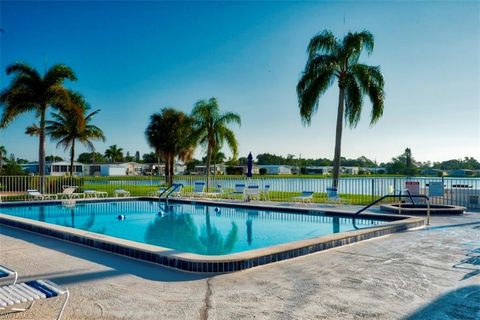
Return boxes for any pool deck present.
[0,204,479,319]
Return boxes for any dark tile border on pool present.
[0,198,425,273]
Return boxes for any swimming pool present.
[0,198,425,272]
[0,200,386,255]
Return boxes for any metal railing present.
[0,175,478,209]
[355,194,431,225]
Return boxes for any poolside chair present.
[228,184,246,200]
[114,189,130,197]
[0,279,69,320]
[0,265,17,286]
[191,181,206,197]
[293,191,314,204]
[148,187,168,197]
[326,187,349,205]
[169,184,183,197]
[27,190,57,201]
[245,185,261,201]
[57,186,84,200]
[204,184,223,198]
[83,190,108,198]
[261,185,271,201]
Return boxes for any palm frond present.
[44,64,77,85]
[5,63,41,81]
[297,57,336,125]
[25,124,41,136]
[218,112,241,126]
[344,75,362,128]
[307,30,338,58]
[222,128,238,159]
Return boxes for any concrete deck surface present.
[0,210,479,320]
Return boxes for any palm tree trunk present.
[165,156,170,184]
[39,108,47,193]
[70,140,75,176]
[332,87,345,188]
[169,155,175,186]
[206,146,212,192]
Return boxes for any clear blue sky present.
[1,1,479,164]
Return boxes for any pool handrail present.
[354,194,431,225]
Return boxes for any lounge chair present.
[326,187,348,205]
[191,181,206,197]
[84,190,108,198]
[245,185,260,201]
[148,187,168,197]
[162,184,183,198]
[27,190,57,201]
[205,184,223,198]
[0,279,69,320]
[57,186,84,199]
[228,184,246,200]
[114,189,130,197]
[0,265,17,286]
[261,185,271,201]
[293,191,314,203]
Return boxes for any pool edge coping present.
[0,197,425,273]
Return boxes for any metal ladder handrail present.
[159,183,183,206]
[354,194,431,225]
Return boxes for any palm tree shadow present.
[453,247,480,281]
[405,285,480,319]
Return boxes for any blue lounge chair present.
[0,279,69,320]
[191,181,206,197]
[293,191,314,203]
[245,185,260,201]
[229,184,246,200]
[0,265,17,286]
[326,187,348,205]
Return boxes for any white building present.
[305,166,332,175]
[21,161,85,176]
[258,165,292,175]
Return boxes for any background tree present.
[145,108,197,184]
[0,63,78,190]
[45,155,64,162]
[192,97,241,189]
[297,30,385,188]
[0,145,6,170]
[105,145,124,163]
[135,151,141,162]
[78,152,107,164]
[45,93,105,175]
[142,152,159,164]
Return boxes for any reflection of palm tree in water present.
[39,206,46,222]
[145,206,238,255]
[199,207,238,255]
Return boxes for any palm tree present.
[45,92,105,176]
[145,108,197,184]
[0,63,78,190]
[105,145,123,163]
[0,145,6,170]
[191,98,241,190]
[297,30,385,188]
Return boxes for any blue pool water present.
[0,200,387,255]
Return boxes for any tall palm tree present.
[105,145,124,163]
[145,108,197,184]
[0,63,78,190]
[0,145,6,170]
[45,92,105,176]
[191,98,241,190]
[297,30,385,188]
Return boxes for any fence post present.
[371,178,375,202]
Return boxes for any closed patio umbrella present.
[247,152,253,178]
